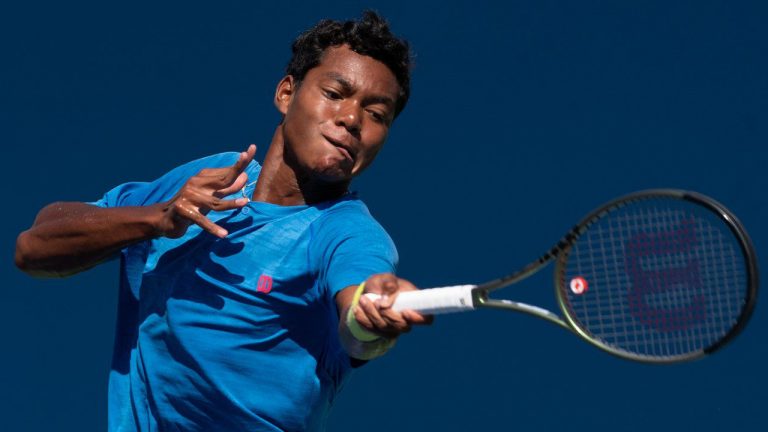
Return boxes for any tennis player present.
[15,11,429,431]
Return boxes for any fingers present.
[161,145,257,239]
[175,202,229,238]
[215,171,249,197]
[389,278,433,325]
[226,144,257,185]
[198,145,257,190]
[365,273,400,308]
[209,196,250,212]
[186,188,249,214]
[356,294,411,337]
[170,188,249,239]
[402,309,434,325]
[355,274,433,337]
[236,144,257,172]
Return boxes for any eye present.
[323,89,343,100]
[366,109,387,124]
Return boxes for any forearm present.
[15,201,163,277]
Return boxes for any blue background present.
[2,1,766,430]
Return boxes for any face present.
[275,45,401,183]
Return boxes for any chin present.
[312,157,353,182]
[314,169,352,184]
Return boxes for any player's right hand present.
[354,273,434,338]
[155,145,256,239]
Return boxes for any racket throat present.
[478,296,570,330]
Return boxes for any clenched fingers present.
[355,274,434,337]
[355,294,411,337]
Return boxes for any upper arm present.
[310,204,398,311]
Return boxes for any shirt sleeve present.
[310,202,399,301]
[90,152,243,208]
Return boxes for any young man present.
[15,11,429,431]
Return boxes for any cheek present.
[284,101,323,145]
[364,126,389,152]
[355,129,388,170]
[291,90,334,121]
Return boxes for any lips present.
[323,135,357,163]
[335,145,353,161]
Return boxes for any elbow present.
[14,230,61,278]
[14,231,34,272]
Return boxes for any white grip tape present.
[363,284,477,315]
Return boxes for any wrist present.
[345,282,381,342]
[342,282,396,360]
[343,333,397,361]
[145,202,174,238]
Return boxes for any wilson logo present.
[257,275,273,294]
[625,219,705,332]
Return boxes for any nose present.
[335,103,361,135]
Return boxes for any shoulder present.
[312,196,382,233]
[310,196,397,255]
[152,152,261,190]
[167,152,260,177]
[92,152,260,208]
[309,196,399,295]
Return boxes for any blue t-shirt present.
[93,153,398,432]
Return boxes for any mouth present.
[323,135,356,163]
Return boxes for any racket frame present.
[469,189,759,363]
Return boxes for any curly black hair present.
[286,10,412,117]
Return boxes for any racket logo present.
[570,277,588,295]
[625,218,706,332]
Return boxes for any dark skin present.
[15,45,430,357]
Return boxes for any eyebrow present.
[323,72,395,108]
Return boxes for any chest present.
[138,207,324,312]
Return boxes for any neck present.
[251,126,351,206]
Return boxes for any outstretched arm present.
[337,273,433,360]
[15,145,256,278]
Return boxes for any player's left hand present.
[353,273,434,338]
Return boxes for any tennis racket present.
[368,189,759,363]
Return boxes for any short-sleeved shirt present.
[93,153,398,432]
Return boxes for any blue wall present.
[3,1,766,430]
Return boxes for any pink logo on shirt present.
[257,275,273,294]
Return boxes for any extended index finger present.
[231,144,257,177]
[225,144,256,186]
[203,144,257,189]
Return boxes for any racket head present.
[554,189,758,363]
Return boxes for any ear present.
[274,75,296,115]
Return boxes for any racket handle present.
[363,284,477,315]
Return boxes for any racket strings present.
[560,199,748,359]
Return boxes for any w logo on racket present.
[625,218,706,332]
